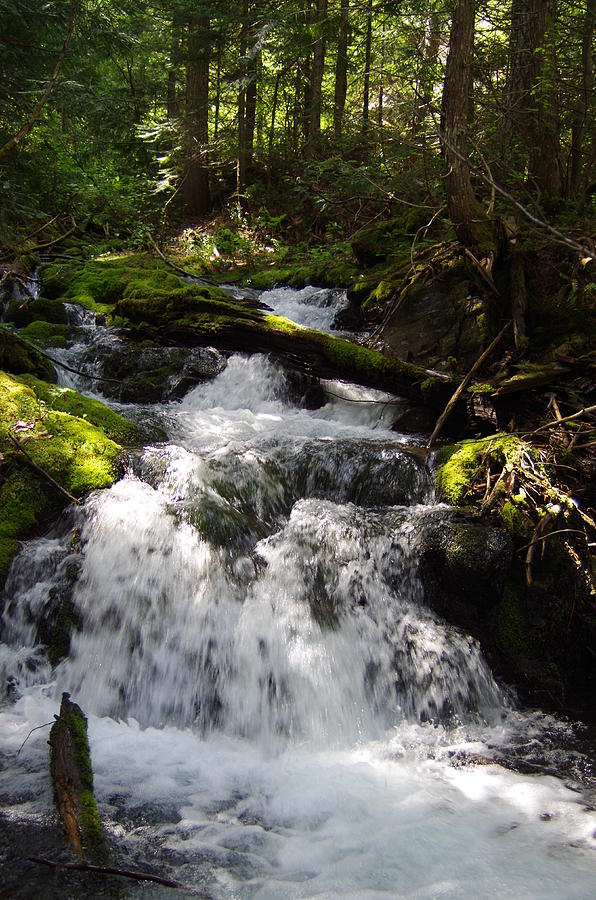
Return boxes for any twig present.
[427,321,512,449]
[7,432,80,505]
[16,721,54,756]
[28,857,195,892]
[148,235,218,286]
[531,404,596,433]
[518,529,587,552]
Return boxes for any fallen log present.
[48,692,105,859]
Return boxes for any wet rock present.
[416,516,514,625]
[99,343,227,403]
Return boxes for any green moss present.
[495,583,528,657]
[17,376,141,445]
[40,253,182,318]
[435,434,534,506]
[49,696,105,856]
[47,599,80,668]
[4,296,68,327]
[18,321,70,348]
[0,327,56,381]
[0,372,135,581]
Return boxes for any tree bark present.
[166,11,182,119]
[305,0,327,156]
[184,15,211,218]
[570,0,595,197]
[362,0,373,131]
[334,0,349,136]
[528,0,561,200]
[502,0,561,200]
[442,0,488,252]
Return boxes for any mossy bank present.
[0,353,141,583]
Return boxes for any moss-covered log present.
[116,288,457,407]
[49,693,105,859]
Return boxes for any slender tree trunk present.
[0,0,76,161]
[269,70,281,164]
[334,0,349,136]
[413,4,441,135]
[528,0,561,200]
[237,0,249,199]
[442,0,487,251]
[245,51,259,168]
[167,12,182,119]
[306,0,327,156]
[570,0,595,197]
[213,46,222,142]
[362,0,373,131]
[184,15,211,218]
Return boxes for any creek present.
[1,284,595,898]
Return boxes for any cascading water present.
[1,284,595,898]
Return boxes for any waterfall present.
[1,284,595,898]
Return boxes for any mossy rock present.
[0,327,56,381]
[435,435,539,507]
[0,372,138,582]
[18,321,71,348]
[4,296,68,327]
[40,253,182,317]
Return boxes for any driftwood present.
[427,321,511,448]
[7,432,80,505]
[28,857,194,892]
[49,693,104,858]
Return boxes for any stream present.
[1,283,596,898]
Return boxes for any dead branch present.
[531,403,596,433]
[427,321,511,449]
[28,857,194,892]
[7,431,80,505]
[0,0,77,160]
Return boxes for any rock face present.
[416,514,514,628]
[378,273,489,372]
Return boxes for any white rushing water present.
[1,285,595,898]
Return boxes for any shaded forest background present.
[1,0,594,268]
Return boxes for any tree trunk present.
[167,11,182,119]
[570,0,595,197]
[214,45,222,141]
[502,0,561,200]
[237,0,249,199]
[334,0,349,136]
[306,0,327,156]
[528,0,561,200]
[269,69,281,165]
[442,0,488,252]
[183,15,211,218]
[0,0,76,161]
[362,0,373,131]
[413,4,441,135]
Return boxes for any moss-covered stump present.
[49,692,105,859]
[0,372,140,582]
[116,287,456,406]
[434,434,596,720]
